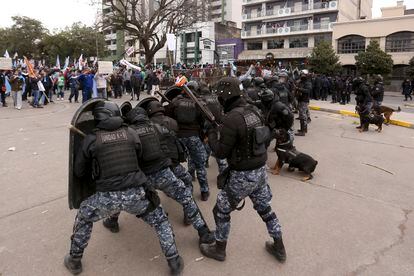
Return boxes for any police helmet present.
[300,69,309,76]
[93,101,121,121]
[187,81,199,93]
[147,101,165,116]
[253,77,265,86]
[376,74,383,82]
[216,77,242,102]
[126,106,148,124]
[260,89,274,102]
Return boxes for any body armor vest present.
[232,106,268,162]
[132,122,163,163]
[175,98,197,124]
[93,127,139,180]
[274,84,289,105]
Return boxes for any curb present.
[309,105,414,129]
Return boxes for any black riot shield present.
[137,97,159,111]
[68,98,105,209]
[163,86,183,104]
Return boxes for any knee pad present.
[257,206,277,223]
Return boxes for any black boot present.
[201,191,210,201]
[64,254,82,275]
[103,217,120,233]
[168,255,184,276]
[198,226,215,244]
[295,121,306,136]
[265,237,287,263]
[200,240,227,261]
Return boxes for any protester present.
[130,69,143,100]
[40,70,53,105]
[78,70,94,103]
[94,72,108,99]
[68,70,80,103]
[57,72,65,100]
[9,69,24,109]
[29,71,42,108]
[0,70,7,107]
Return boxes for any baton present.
[69,125,86,137]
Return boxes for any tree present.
[308,40,342,75]
[41,23,106,64]
[102,0,198,64]
[407,56,414,79]
[355,40,393,76]
[0,16,47,59]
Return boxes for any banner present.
[97,61,113,74]
[119,59,141,71]
[23,56,35,77]
[0,57,12,70]
[126,46,135,56]
[166,34,176,51]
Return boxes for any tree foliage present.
[355,40,393,76]
[0,17,104,65]
[0,16,46,59]
[308,40,342,75]
[102,0,198,64]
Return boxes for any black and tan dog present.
[378,105,401,125]
[270,133,318,181]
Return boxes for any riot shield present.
[137,97,159,111]
[120,101,133,119]
[163,86,183,104]
[68,98,105,209]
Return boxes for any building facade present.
[239,0,372,66]
[333,1,414,81]
[209,0,243,28]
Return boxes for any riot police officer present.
[170,84,210,201]
[295,70,312,136]
[354,77,373,132]
[371,74,384,109]
[103,106,215,244]
[200,77,286,264]
[65,101,183,275]
[272,71,295,110]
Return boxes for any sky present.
[0,0,413,30]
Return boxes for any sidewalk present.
[309,100,414,129]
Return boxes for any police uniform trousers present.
[190,143,228,175]
[298,101,309,126]
[213,166,282,242]
[172,164,193,193]
[111,168,208,231]
[179,136,209,193]
[69,186,178,260]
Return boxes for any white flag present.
[78,54,83,70]
[4,50,10,58]
[126,46,135,56]
[166,34,176,51]
[56,55,61,69]
[63,56,70,70]
[13,52,18,59]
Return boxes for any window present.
[268,39,284,49]
[338,35,365,54]
[314,34,332,46]
[247,42,263,50]
[385,32,414,52]
[289,36,308,48]
[111,50,117,56]
[185,31,202,43]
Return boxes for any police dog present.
[270,131,318,181]
[378,106,401,125]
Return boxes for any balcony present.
[243,1,338,22]
[242,0,266,5]
[242,22,333,39]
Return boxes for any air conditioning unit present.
[278,9,284,15]
[284,27,291,33]
[243,14,248,20]
[284,8,291,15]
[329,1,338,9]
[277,27,284,34]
